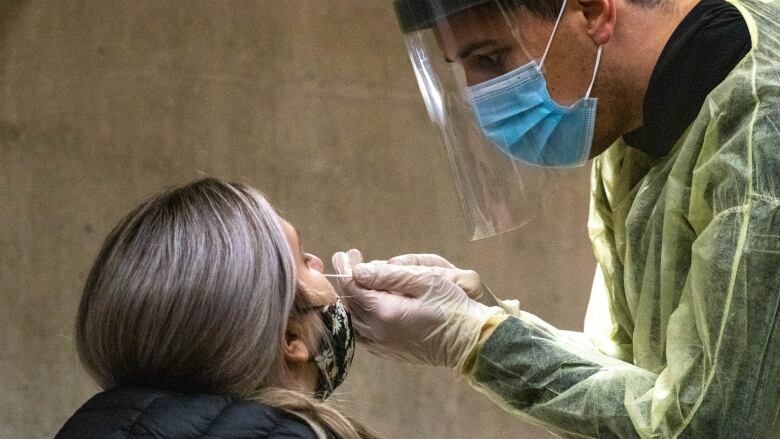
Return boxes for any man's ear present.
[578,0,616,45]
[284,320,311,365]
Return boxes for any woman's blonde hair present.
[76,177,376,439]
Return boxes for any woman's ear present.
[578,0,616,46]
[284,320,311,365]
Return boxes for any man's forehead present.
[432,5,507,55]
[432,5,550,59]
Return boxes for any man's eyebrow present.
[445,39,498,63]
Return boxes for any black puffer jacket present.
[55,387,327,438]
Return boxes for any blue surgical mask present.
[466,0,603,168]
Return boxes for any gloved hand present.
[386,254,521,316]
[332,249,506,369]
[386,253,488,300]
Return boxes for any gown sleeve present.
[468,205,780,438]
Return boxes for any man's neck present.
[614,0,702,134]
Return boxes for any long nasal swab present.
[324,274,353,279]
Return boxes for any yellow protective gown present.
[465,0,780,437]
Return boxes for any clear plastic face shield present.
[394,0,596,240]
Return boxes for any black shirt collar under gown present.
[623,0,751,158]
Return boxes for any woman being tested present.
[57,178,375,439]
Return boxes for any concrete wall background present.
[0,1,596,438]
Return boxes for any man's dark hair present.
[508,0,664,20]
[498,0,564,21]
[396,0,665,32]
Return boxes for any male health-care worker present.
[332,0,780,437]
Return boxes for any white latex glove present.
[332,249,506,369]
[388,253,521,316]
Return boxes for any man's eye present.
[475,53,503,71]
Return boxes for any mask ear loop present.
[538,0,603,99]
[539,0,569,69]
[585,46,604,98]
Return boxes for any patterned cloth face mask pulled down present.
[311,298,355,399]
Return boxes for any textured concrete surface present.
[0,1,596,438]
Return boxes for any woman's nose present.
[306,253,325,273]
